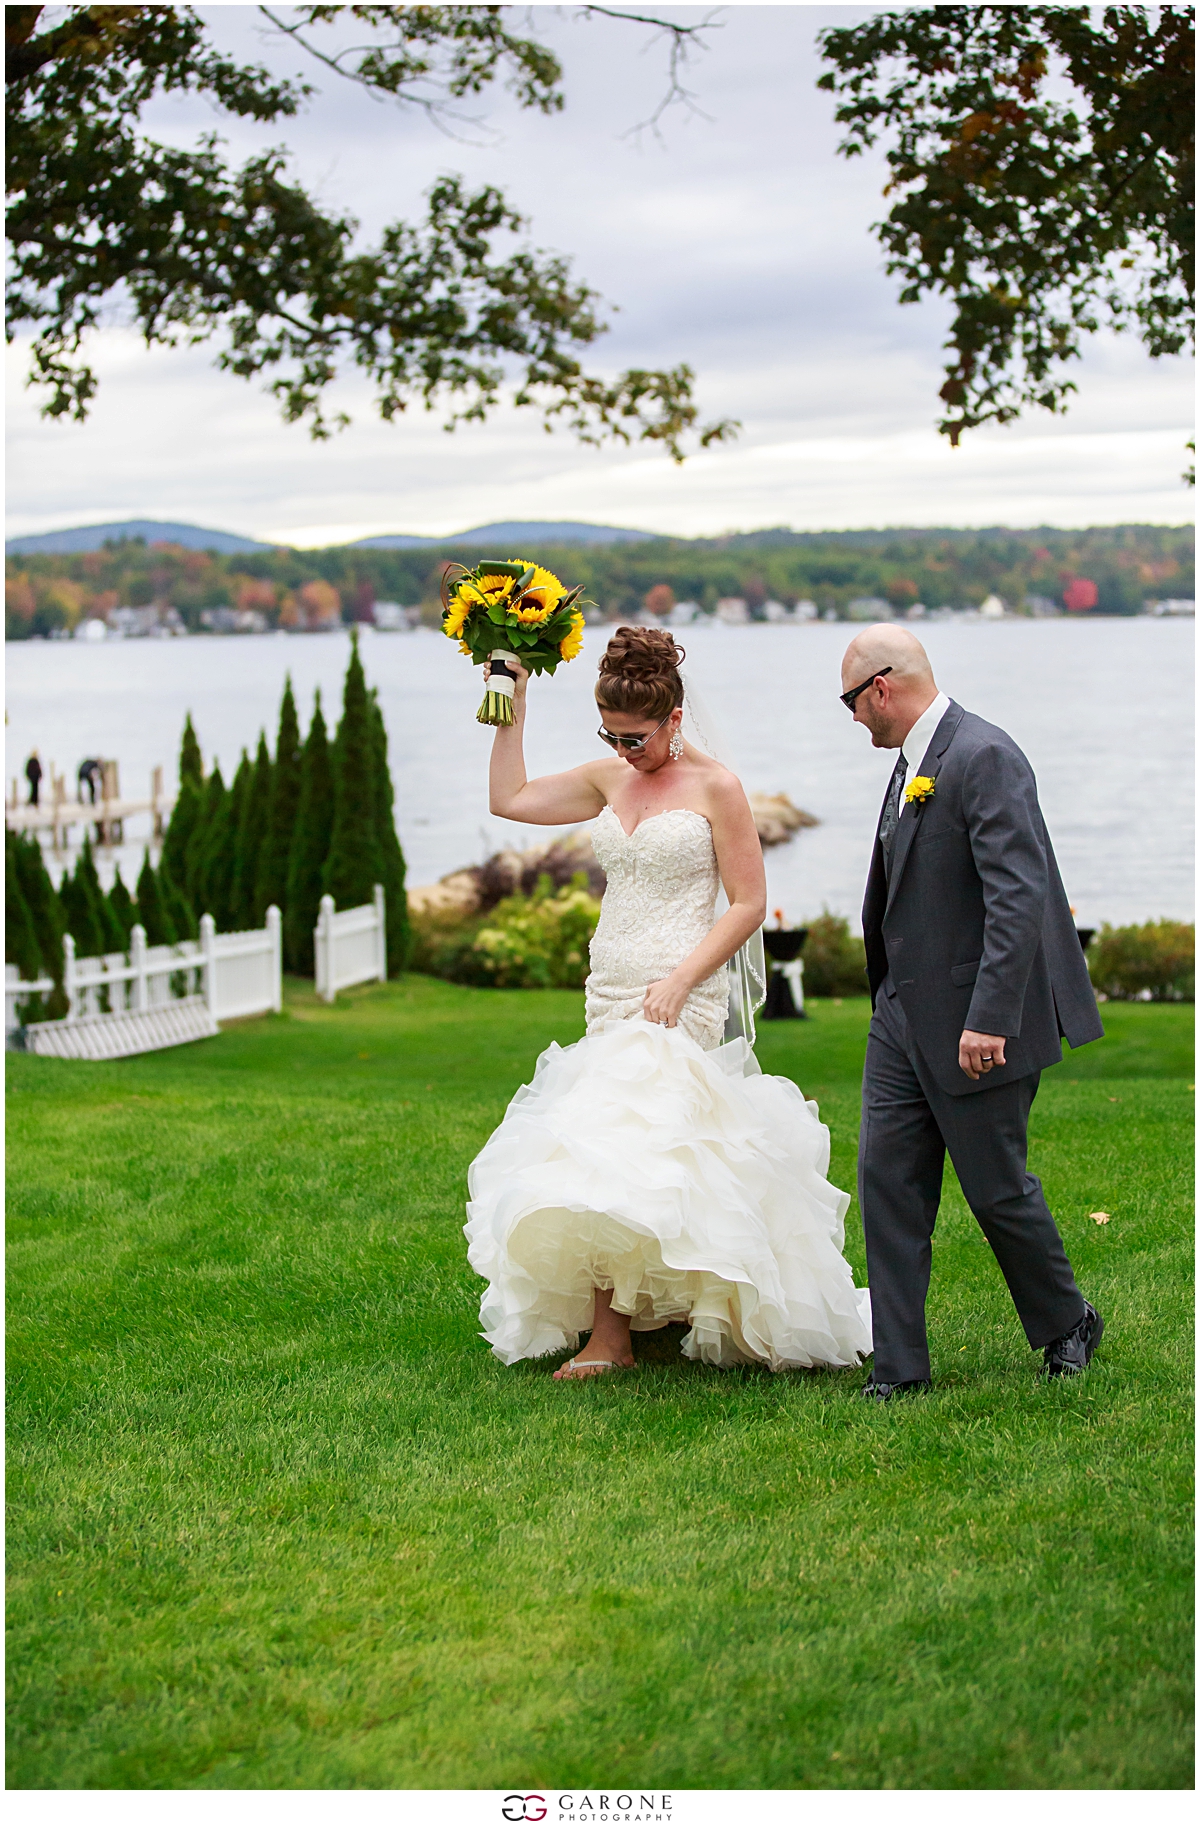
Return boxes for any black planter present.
[763,928,808,963]
[761,926,809,1019]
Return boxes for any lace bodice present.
[585,805,729,1050]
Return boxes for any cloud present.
[8,4,1193,543]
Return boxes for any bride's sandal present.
[554,1357,636,1380]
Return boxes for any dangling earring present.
[669,727,683,761]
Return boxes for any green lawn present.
[6,983,1194,1790]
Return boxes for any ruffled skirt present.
[464,1017,872,1370]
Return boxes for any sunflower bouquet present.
[441,559,588,726]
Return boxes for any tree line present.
[6,635,409,1013]
[6,522,1194,641]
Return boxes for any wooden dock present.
[6,761,174,850]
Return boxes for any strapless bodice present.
[585,804,728,1050]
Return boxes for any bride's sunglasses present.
[597,713,672,753]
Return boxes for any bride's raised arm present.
[487,656,610,827]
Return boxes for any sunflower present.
[507,558,567,626]
[559,608,585,662]
[442,595,470,639]
[477,573,516,605]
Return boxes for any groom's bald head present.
[841,623,936,691]
[841,624,940,750]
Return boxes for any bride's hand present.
[643,971,691,1029]
[483,654,530,700]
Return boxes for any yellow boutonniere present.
[904,775,935,805]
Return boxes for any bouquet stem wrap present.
[478,652,518,727]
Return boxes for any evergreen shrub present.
[412,876,601,990]
[1088,920,1194,1001]
[800,911,870,996]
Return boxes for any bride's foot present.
[553,1351,636,1380]
[553,1287,636,1378]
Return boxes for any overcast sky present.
[7,2,1194,545]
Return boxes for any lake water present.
[5,618,1194,929]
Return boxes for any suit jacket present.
[862,701,1103,1097]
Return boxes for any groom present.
[842,625,1105,1400]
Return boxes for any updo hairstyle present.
[595,625,685,723]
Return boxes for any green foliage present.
[72,837,126,956]
[57,862,102,961]
[135,852,175,948]
[186,763,225,912]
[159,776,202,896]
[6,7,726,458]
[818,7,1194,446]
[255,676,302,922]
[4,985,1193,1788]
[231,733,272,930]
[160,866,198,944]
[107,865,138,944]
[286,693,334,975]
[368,688,410,974]
[178,712,203,790]
[196,758,242,931]
[415,876,601,989]
[800,911,870,997]
[1088,919,1195,1002]
[5,834,43,982]
[323,635,381,912]
[10,830,66,987]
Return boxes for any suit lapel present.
[885,700,964,913]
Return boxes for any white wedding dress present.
[464,805,873,1370]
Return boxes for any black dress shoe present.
[860,1375,932,1401]
[1043,1301,1104,1377]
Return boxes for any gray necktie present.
[879,754,907,878]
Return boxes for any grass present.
[6,982,1194,1790]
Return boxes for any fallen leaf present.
[1088,1211,1111,1225]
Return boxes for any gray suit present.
[858,700,1103,1382]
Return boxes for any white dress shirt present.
[898,690,951,818]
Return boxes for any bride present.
[464,625,872,1378]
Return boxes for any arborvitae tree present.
[255,676,302,922]
[323,634,381,911]
[186,763,225,908]
[231,731,272,929]
[136,851,176,947]
[197,753,248,930]
[368,687,410,974]
[6,835,43,982]
[108,864,138,942]
[161,868,198,942]
[12,832,65,978]
[76,837,127,954]
[179,712,203,789]
[285,692,334,975]
[59,852,106,959]
[161,776,202,904]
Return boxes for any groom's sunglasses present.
[597,713,672,752]
[840,666,892,712]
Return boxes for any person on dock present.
[25,751,42,807]
[78,757,101,804]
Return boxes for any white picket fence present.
[7,886,386,1056]
[7,907,282,1058]
[315,885,387,1003]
